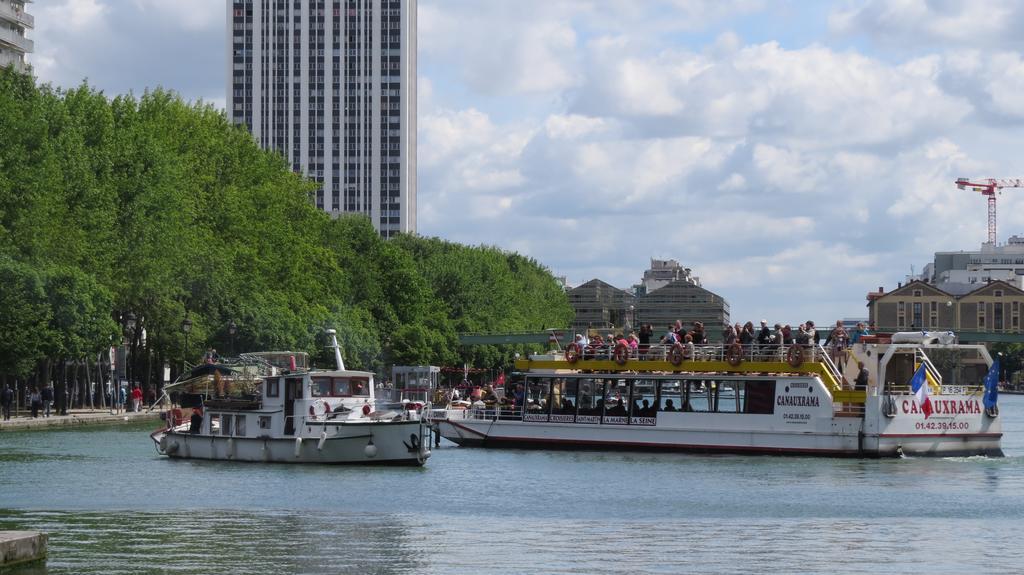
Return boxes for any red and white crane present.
[955,177,1024,244]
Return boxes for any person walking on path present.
[1,384,13,420]
[29,386,42,418]
[131,384,143,413]
[41,384,54,417]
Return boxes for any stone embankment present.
[0,408,159,432]
[0,531,47,569]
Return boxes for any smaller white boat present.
[151,330,431,466]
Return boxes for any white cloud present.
[131,0,220,31]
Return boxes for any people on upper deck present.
[757,320,771,346]
[770,319,782,347]
[740,322,755,346]
[723,324,738,345]
[806,321,820,345]
[690,322,707,345]
[638,324,653,356]
[826,320,849,369]
[683,333,695,358]
[797,323,814,346]
[661,325,679,346]
[782,324,794,345]
[851,322,870,344]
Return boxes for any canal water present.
[3,396,1024,574]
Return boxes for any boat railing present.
[563,343,833,365]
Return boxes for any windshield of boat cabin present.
[311,376,370,397]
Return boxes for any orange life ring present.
[786,345,804,368]
[726,342,743,367]
[362,404,371,415]
[613,342,629,365]
[668,343,685,366]
[565,342,581,364]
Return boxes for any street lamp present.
[228,320,237,356]
[181,315,193,373]
[122,312,136,414]
[629,305,635,331]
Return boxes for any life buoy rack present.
[613,342,629,365]
[362,404,372,416]
[668,343,685,366]
[725,343,743,366]
[786,345,804,368]
[565,342,581,364]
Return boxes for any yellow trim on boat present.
[513,359,844,392]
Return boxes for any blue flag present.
[983,359,1000,409]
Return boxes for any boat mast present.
[326,329,345,371]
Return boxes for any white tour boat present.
[151,330,432,466]
[432,333,1002,457]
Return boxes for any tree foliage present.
[0,68,573,384]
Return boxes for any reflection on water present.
[1,396,1024,573]
[2,511,1023,575]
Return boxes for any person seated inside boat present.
[663,399,678,412]
[481,385,498,403]
[561,398,575,414]
[637,399,654,416]
[470,386,482,402]
[189,407,203,434]
[606,398,627,416]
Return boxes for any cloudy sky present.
[30,0,1024,326]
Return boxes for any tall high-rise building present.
[0,0,33,74]
[227,0,417,237]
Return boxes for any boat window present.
[311,377,332,397]
[266,379,280,398]
[209,414,221,434]
[235,415,247,436]
[576,377,602,422]
[549,378,577,421]
[220,414,233,436]
[659,380,682,412]
[627,380,654,417]
[333,378,351,396]
[350,377,369,396]
[715,381,739,414]
[258,415,271,430]
[684,380,711,412]
[743,380,775,414]
[525,377,551,412]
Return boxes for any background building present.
[566,259,730,339]
[867,280,1024,343]
[908,236,1024,292]
[0,0,32,74]
[633,258,700,295]
[228,0,417,237]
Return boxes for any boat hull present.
[152,420,430,466]
[435,395,1002,458]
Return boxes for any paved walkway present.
[0,407,161,432]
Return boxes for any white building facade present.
[227,0,417,237]
[0,0,32,73]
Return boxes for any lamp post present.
[122,312,136,414]
[629,305,635,331]
[181,315,192,374]
[228,320,237,357]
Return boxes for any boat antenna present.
[325,328,345,371]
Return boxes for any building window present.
[978,305,986,329]
[930,301,938,328]
[995,302,1004,331]
[913,289,922,297]
[912,302,922,329]
[995,290,1003,297]
[897,301,905,328]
